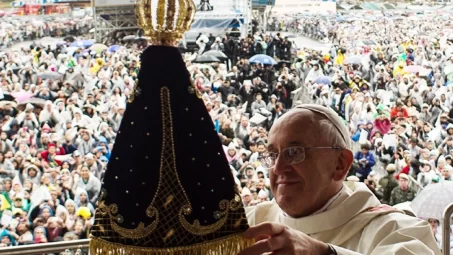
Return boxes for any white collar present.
[311,185,348,216]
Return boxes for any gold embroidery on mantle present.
[178,194,242,236]
[110,206,159,238]
[95,198,159,239]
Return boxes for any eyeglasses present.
[258,146,342,169]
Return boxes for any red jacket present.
[41,147,66,166]
[390,107,409,119]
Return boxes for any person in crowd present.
[389,173,417,206]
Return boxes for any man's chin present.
[275,195,306,217]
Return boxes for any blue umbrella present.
[314,76,332,86]
[249,54,278,65]
[69,40,94,48]
[108,45,121,52]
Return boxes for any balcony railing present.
[0,239,89,255]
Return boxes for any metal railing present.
[443,203,453,255]
[0,239,89,255]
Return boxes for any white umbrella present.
[249,113,267,127]
[410,181,453,221]
[444,64,453,75]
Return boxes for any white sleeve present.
[365,214,441,255]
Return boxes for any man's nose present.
[272,155,292,175]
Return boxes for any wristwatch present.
[325,244,338,255]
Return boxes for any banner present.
[272,0,336,14]
[93,0,134,7]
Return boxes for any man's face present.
[257,144,266,154]
[241,118,248,127]
[267,110,346,217]
[51,190,58,201]
[399,178,409,190]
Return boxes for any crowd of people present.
[0,8,453,252]
[0,17,95,49]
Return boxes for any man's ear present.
[333,149,354,181]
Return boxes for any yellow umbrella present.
[89,43,108,54]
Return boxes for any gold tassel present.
[90,234,255,255]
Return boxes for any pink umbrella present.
[11,91,33,104]
[405,65,429,75]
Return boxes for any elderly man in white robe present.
[240,104,441,255]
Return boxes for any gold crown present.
[136,0,196,46]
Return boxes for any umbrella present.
[410,181,453,220]
[90,43,108,53]
[444,65,453,76]
[11,91,33,104]
[123,35,136,42]
[193,55,221,63]
[314,76,332,86]
[405,65,429,75]
[202,50,228,60]
[135,36,150,42]
[108,45,121,52]
[66,72,87,83]
[70,40,94,48]
[37,71,63,80]
[63,36,75,43]
[0,92,14,102]
[284,34,297,39]
[249,54,278,65]
[18,97,46,109]
[344,55,363,65]
[37,37,62,49]
[278,60,292,65]
[0,101,17,108]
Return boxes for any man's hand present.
[238,222,330,255]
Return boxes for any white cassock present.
[246,182,441,255]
